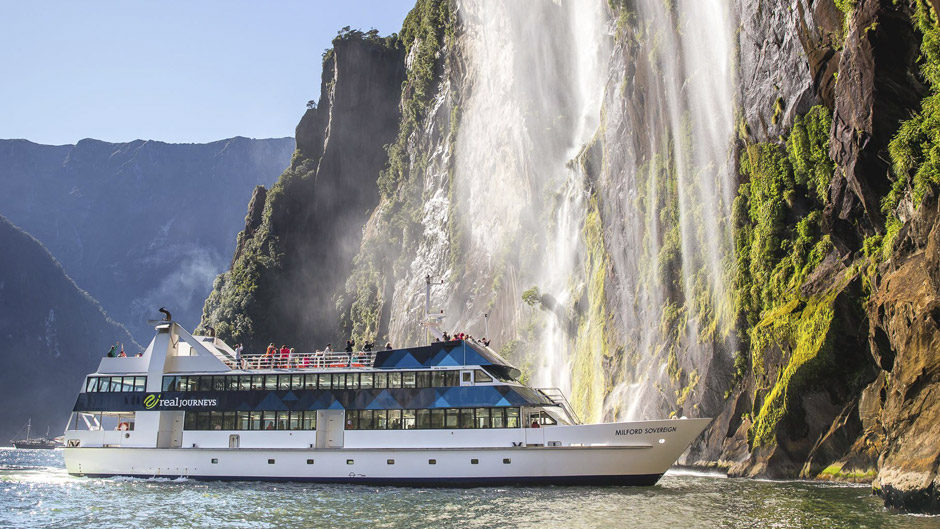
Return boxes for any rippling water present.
[1,448,936,529]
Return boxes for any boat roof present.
[373,340,520,379]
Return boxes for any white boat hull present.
[64,419,709,486]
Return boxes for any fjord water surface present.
[2,449,934,529]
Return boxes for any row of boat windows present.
[163,370,494,393]
[85,376,147,393]
[182,407,524,431]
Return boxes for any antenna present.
[423,274,446,344]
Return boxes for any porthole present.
[306,459,315,465]
[347,459,355,465]
[387,459,395,465]
[211,458,218,464]
[658,438,665,444]
[470,458,479,465]
[268,459,275,465]
[428,459,437,465]
[503,458,511,464]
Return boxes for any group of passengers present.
[434,332,491,347]
[105,342,142,358]
[232,338,395,370]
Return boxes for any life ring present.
[118,422,130,431]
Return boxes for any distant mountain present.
[0,136,294,340]
[0,214,138,444]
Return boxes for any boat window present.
[402,410,416,429]
[136,377,147,392]
[211,376,224,392]
[100,377,113,392]
[415,372,430,388]
[359,410,374,430]
[445,408,459,429]
[416,409,430,429]
[303,375,317,390]
[227,376,239,391]
[360,373,373,389]
[209,412,223,430]
[430,409,445,429]
[491,408,506,428]
[162,376,176,391]
[475,408,491,429]
[278,375,291,391]
[251,375,264,390]
[332,374,346,389]
[198,376,212,392]
[506,407,520,428]
[250,411,262,430]
[431,371,444,388]
[237,411,250,430]
[461,372,472,384]
[196,412,211,431]
[345,411,358,430]
[276,411,289,430]
[302,411,317,430]
[262,411,276,430]
[402,372,416,389]
[239,376,252,391]
[374,410,387,430]
[264,375,277,391]
[86,377,99,393]
[459,409,474,429]
[387,409,402,429]
[184,412,197,430]
[373,372,387,389]
[387,372,401,388]
[222,412,236,430]
[474,370,493,383]
[318,374,331,389]
[445,371,460,387]
[346,373,359,389]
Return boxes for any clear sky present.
[0,1,414,145]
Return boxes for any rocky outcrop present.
[200,34,406,352]
[827,0,924,250]
[865,193,940,512]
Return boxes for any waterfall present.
[432,0,736,422]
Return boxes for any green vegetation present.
[731,106,851,447]
[734,106,834,328]
[884,2,940,218]
[818,462,878,482]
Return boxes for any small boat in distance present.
[12,419,57,450]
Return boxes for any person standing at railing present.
[279,345,290,368]
[235,343,244,369]
[264,343,276,369]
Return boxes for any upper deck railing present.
[227,350,378,370]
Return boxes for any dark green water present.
[1,448,936,529]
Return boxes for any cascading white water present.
[602,0,737,421]
[453,0,609,402]
[404,0,736,422]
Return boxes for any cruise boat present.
[63,319,710,485]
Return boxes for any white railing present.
[226,351,378,370]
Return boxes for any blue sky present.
[0,1,414,145]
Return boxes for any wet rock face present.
[827,0,923,249]
[868,195,940,513]
[737,0,843,141]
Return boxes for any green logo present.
[143,394,161,410]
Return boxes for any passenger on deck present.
[385,342,393,350]
[345,340,355,353]
[235,343,244,368]
[362,342,374,352]
[442,332,451,341]
[324,343,333,353]
[289,348,296,368]
[107,343,117,357]
[265,343,276,368]
[279,345,289,367]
